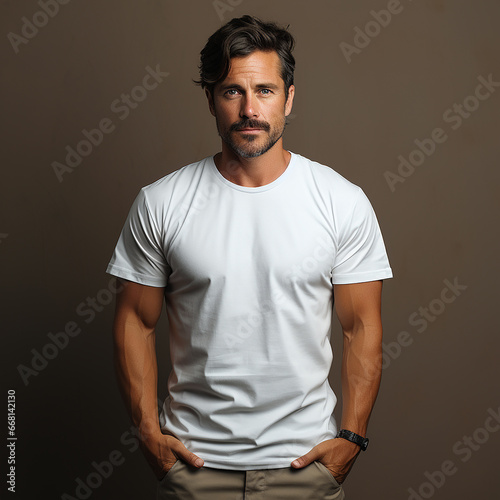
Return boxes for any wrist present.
[137,420,162,441]
[336,429,370,451]
[339,421,367,437]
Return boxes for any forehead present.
[223,50,283,85]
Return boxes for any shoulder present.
[292,152,363,205]
[140,156,211,206]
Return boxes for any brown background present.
[2,1,499,499]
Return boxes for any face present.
[207,50,295,159]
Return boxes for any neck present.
[214,140,291,187]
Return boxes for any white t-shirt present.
[106,152,393,470]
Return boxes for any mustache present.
[230,119,270,132]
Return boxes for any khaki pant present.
[157,460,345,499]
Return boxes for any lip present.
[237,128,263,133]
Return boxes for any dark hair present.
[194,15,296,99]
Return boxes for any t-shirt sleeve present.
[105,188,170,287]
[331,187,393,284]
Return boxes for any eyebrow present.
[219,83,280,92]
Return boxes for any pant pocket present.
[313,461,342,487]
[158,459,181,484]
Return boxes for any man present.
[107,15,392,500]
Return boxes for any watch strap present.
[337,429,369,451]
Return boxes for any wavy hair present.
[194,15,296,99]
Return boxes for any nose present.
[240,93,259,119]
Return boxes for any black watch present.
[336,429,369,451]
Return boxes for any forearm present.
[113,316,161,438]
[290,281,384,478]
[340,322,382,437]
[110,281,202,476]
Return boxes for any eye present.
[224,89,240,97]
[259,89,273,95]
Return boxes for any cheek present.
[215,104,238,123]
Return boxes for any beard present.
[217,116,286,159]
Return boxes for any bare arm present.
[292,280,384,483]
[335,279,383,438]
[113,278,204,479]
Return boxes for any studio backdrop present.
[2,1,499,499]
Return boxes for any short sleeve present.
[106,188,170,287]
[331,188,393,284]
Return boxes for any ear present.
[206,89,216,117]
[285,84,295,117]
